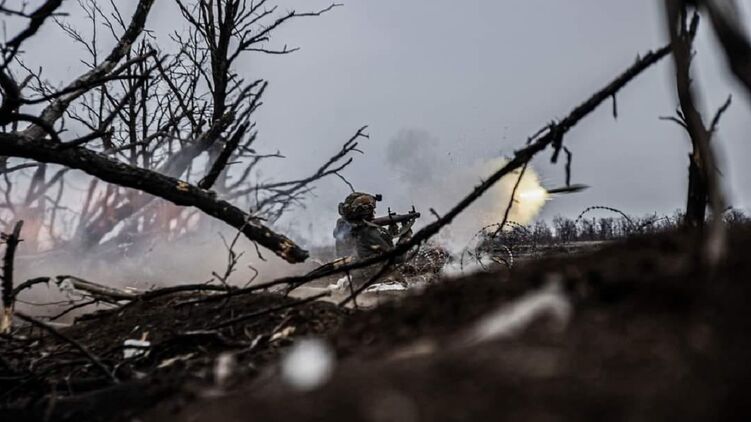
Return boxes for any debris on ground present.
[2,227,751,420]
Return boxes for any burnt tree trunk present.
[685,152,708,229]
[1,221,23,333]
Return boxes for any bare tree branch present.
[23,0,156,140]
[2,0,65,66]
[0,134,309,262]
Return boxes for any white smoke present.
[8,127,551,318]
[385,129,548,252]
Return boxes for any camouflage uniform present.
[335,192,406,289]
[335,193,387,256]
[350,220,395,259]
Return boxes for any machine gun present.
[371,206,421,226]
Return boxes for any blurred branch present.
[699,0,751,97]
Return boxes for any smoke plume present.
[385,129,547,252]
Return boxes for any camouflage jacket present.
[350,221,395,259]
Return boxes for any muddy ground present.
[2,226,751,421]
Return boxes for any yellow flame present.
[470,158,550,228]
[518,186,549,203]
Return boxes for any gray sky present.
[238,0,751,243]
[12,0,751,246]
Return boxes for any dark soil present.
[1,292,346,420]
[3,227,751,421]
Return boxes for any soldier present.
[336,192,414,258]
[335,192,415,289]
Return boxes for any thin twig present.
[211,291,330,330]
[16,311,118,383]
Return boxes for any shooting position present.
[334,192,419,259]
[333,192,420,288]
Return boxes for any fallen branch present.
[48,299,99,321]
[138,283,233,301]
[56,275,138,302]
[11,276,50,298]
[0,134,308,263]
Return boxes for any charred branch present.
[0,134,308,262]
[199,122,249,189]
[1,220,23,333]
[56,275,138,302]
[11,276,50,299]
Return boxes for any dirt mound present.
[149,228,751,421]
[3,227,751,421]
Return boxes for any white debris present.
[327,276,350,291]
[465,275,571,345]
[214,352,236,387]
[365,282,407,293]
[157,353,195,369]
[57,278,76,295]
[123,339,151,359]
[281,338,335,391]
[270,326,296,342]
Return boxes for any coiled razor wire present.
[575,206,635,229]
[457,206,676,276]
[459,220,535,272]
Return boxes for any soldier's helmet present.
[338,192,381,221]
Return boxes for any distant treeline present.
[498,208,749,244]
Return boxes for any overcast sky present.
[14,0,751,245]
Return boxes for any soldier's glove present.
[399,217,415,235]
[396,218,415,243]
[387,223,400,237]
[397,229,413,245]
